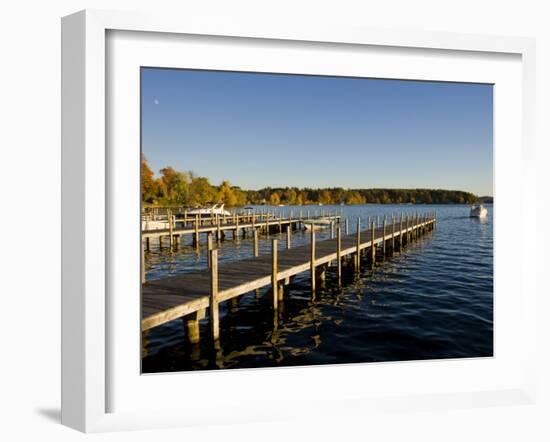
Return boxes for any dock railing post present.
[194,214,199,248]
[382,215,387,258]
[399,212,403,253]
[391,215,395,256]
[371,220,376,268]
[168,209,174,252]
[141,239,146,284]
[286,225,291,249]
[422,213,428,235]
[355,218,361,271]
[337,220,342,284]
[265,215,269,238]
[345,218,349,235]
[330,221,335,239]
[310,227,316,292]
[253,229,259,257]
[207,232,213,268]
[210,249,220,340]
[272,239,278,310]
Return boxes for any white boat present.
[141,219,170,231]
[187,203,231,217]
[470,204,488,218]
[303,219,332,231]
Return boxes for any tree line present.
[142,157,480,207]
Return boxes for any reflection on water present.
[142,204,493,373]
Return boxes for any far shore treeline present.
[142,157,484,207]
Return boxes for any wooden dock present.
[141,212,437,344]
[142,209,340,250]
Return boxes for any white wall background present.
[0,1,547,440]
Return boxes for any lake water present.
[142,204,493,373]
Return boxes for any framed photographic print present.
[61,9,537,432]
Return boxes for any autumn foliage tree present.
[141,157,479,207]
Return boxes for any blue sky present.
[141,68,493,196]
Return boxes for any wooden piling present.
[168,210,174,251]
[253,229,259,257]
[337,220,342,283]
[210,249,219,340]
[286,225,291,249]
[141,239,146,284]
[382,216,387,257]
[310,228,316,292]
[194,214,199,248]
[356,218,361,271]
[401,215,405,246]
[345,218,349,235]
[272,239,278,310]
[370,220,376,267]
[207,232,213,269]
[391,215,395,256]
[184,311,201,345]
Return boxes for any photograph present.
[139,68,493,373]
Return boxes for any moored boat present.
[470,204,488,218]
[187,203,231,217]
[303,218,332,231]
[141,219,170,231]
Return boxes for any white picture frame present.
[61,9,537,433]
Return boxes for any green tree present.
[141,156,155,203]
[283,188,297,205]
[189,177,216,206]
[319,190,333,205]
[217,180,238,206]
[270,192,281,206]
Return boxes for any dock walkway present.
[142,214,436,343]
[142,212,340,248]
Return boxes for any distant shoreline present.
[142,158,491,207]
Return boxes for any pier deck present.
[142,213,340,243]
[142,215,436,338]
